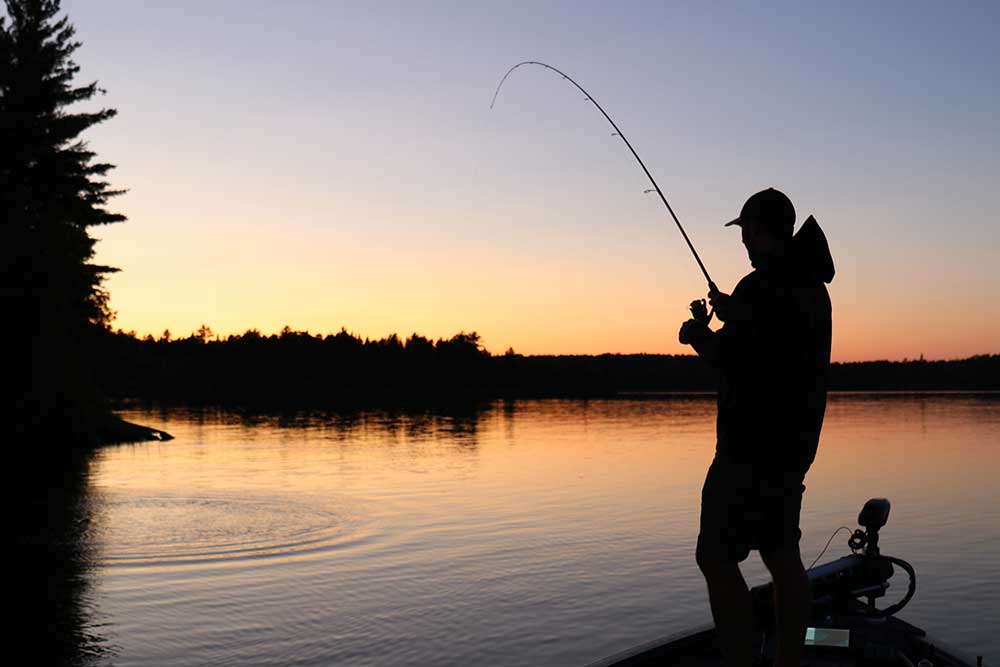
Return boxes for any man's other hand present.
[679,318,707,345]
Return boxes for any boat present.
[586,499,986,667]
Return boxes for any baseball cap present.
[725,188,795,237]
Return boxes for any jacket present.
[690,216,835,475]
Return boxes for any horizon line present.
[107,325,997,366]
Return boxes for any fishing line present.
[491,61,718,296]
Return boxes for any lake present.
[71,395,999,665]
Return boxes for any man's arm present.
[679,319,721,367]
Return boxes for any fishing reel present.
[689,281,721,324]
[689,299,711,324]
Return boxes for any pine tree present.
[2,0,125,441]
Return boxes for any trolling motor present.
[751,498,916,631]
[747,502,922,665]
[811,498,916,618]
[787,499,915,619]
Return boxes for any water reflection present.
[121,401,491,446]
[30,395,1000,666]
[14,448,109,666]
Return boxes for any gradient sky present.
[59,0,999,361]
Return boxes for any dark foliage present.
[828,355,1000,391]
[98,328,495,405]
[98,327,999,406]
[2,0,124,442]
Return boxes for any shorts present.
[696,454,806,563]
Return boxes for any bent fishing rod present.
[491,61,719,320]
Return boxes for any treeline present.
[829,357,999,391]
[98,327,494,404]
[96,327,1000,406]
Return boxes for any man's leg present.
[760,548,810,667]
[696,553,754,667]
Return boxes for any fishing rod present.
[491,61,719,313]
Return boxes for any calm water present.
[76,396,998,666]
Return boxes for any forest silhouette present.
[100,327,999,407]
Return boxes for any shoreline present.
[101,415,174,444]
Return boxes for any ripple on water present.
[91,492,371,569]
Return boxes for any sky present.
[58,0,999,361]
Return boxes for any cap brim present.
[724,217,742,227]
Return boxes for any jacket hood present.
[791,215,835,284]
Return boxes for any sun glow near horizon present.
[96,205,995,363]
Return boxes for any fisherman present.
[678,188,835,667]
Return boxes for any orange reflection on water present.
[88,396,1000,665]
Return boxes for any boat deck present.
[585,617,978,667]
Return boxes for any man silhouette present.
[679,188,835,667]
